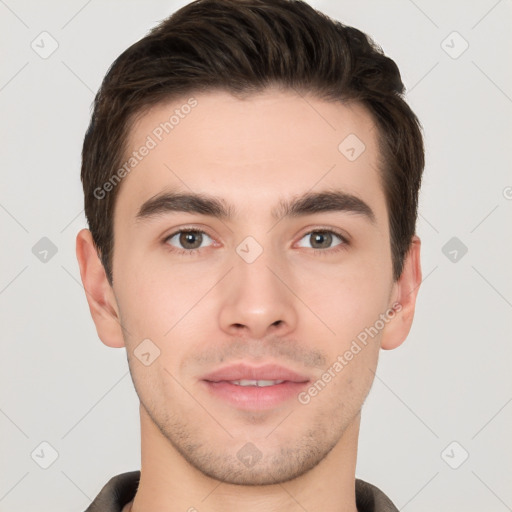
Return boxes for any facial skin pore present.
[76,88,421,512]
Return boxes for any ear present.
[76,228,125,348]
[381,235,422,350]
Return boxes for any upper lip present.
[201,363,311,383]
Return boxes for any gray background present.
[1,0,511,510]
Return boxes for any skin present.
[76,88,421,512]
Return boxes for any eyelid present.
[163,225,217,241]
[295,226,351,246]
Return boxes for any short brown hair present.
[81,0,424,283]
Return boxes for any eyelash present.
[163,227,349,257]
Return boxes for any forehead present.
[115,88,386,224]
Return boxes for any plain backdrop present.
[0,1,511,511]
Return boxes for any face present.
[104,89,405,484]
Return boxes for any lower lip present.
[202,380,309,410]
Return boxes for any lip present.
[201,363,310,383]
[201,363,310,411]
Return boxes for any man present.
[76,0,424,510]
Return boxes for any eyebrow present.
[135,189,376,224]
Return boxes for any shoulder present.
[355,479,399,512]
[84,471,140,512]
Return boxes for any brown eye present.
[165,230,213,252]
[180,231,203,249]
[296,230,346,251]
[310,231,333,249]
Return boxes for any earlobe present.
[75,228,125,348]
[381,235,422,350]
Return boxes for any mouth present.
[201,363,311,410]
[228,379,286,387]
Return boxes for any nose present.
[217,248,299,339]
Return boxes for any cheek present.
[114,254,220,357]
[114,258,174,340]
[291,255,392,340]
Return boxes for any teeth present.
[230,379,285,387]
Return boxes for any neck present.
[128,405,360,512]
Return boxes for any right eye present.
[164,229,215,255]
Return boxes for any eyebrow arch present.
[135,190,376,224]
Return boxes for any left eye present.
[296,230,345,250]
[165,230,214,251]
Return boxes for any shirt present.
[84,471,399,512]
